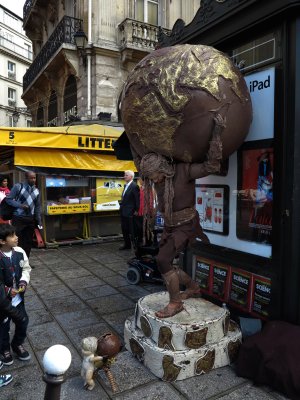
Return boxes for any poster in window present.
[194,257,212,294]
[229,269,252,312]
[211,263,230,302]
[94,178,124,211]
[250,275,271,319]
[195,185,229,235]
[236,140,273,245]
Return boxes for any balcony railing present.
[0,35,33,61]
[23,16,82,92]
[118,18,168,51]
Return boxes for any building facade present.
[22,0,199,127]
[0,5,32,127]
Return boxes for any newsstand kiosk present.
[157,0,300,324]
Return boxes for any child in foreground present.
[0,224,31,366]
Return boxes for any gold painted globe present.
[121,44,252,162]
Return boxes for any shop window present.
[8,61,16,80]
[45,176,90,210]
[135,0,159,25]
[230,32,278,73]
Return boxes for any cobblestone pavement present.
[0,241,289,399]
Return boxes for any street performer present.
[136,114,224,318]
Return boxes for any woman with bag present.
[0,177,11,224]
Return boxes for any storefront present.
[155,0,300,324]
[0,124,136,246]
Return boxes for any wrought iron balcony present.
[23,16,82,92]
[118,18,169,51]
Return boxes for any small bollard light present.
[43,345,72,400]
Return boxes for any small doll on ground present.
[81,336,103,390]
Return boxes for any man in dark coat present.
[119,170,140,250]
[6,171,42,257]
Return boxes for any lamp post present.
[43,345,72,400]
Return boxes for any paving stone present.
[92,254,125,263]
[0,365,45,400]
[28,321,69,351]
[217,383,280,399]
[67,322,114,352]
[61,375,109,399]
[104,261,128,272]
[174,366,247,399]
[55,268,92,279]
[55,309,101,330]
[85,265,117,278]
[30,275,62,287]
[86,294,135,314]
[76,284,118,300]
[65,275,105,290]
[25,293,47,311]
[46,260,79,270]
[28,308,54,327]
[33,284,74,299]
[113,381,184,400]
[97,350,155,393]
[42,295,87,314]
[103,275,130,288]
[118,284,150,300]
[102,309,135,337]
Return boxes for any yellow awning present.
[0,124,123,152]
[14,147,137,172]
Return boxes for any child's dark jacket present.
[0,246,31,320]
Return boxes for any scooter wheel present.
[126,266,141,285]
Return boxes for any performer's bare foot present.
[155,301,184,318]
[180,281,202,300]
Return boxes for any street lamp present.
[43,345,72,400]
[12,110,20,125]
[74,29,88,67]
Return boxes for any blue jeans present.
[0,301,29,352]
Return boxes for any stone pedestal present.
[124,292,242,381]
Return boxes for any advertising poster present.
[195,185,229,235]
[195,257,212,294]
[237,141,273,245]
[211,263,230,302]
[250,275,271,319]
[229,269,252,312]
[95,178,124,211]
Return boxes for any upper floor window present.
[7,61,16,80]
[135,0,159,25]
[8,88,16,107]
[24,43,32,60]
[229,32,279,73]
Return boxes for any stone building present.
[0,5,32,127]
[22,0,199,127]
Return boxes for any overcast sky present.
[0,0,24,18]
